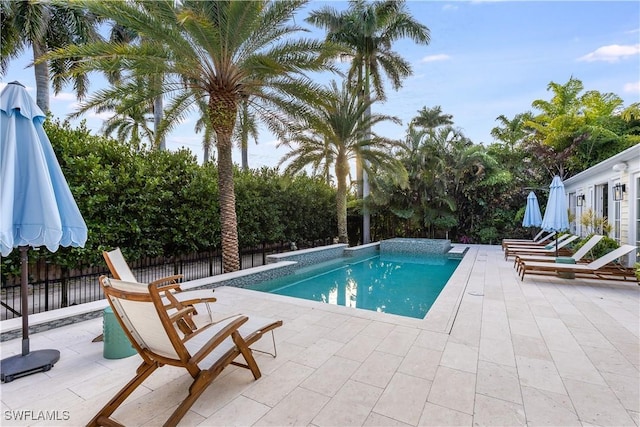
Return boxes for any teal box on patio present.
[555,256,576,279]
[103,307,136,359]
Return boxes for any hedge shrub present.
[1,119,336,274]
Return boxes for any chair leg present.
[250,331,278,358]
[232,331,262,380]
[164,341,260,427]
[88,361,160,427]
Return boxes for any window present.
[612,189,621,243]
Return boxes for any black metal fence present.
[1,239,332,321]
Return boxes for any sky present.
[2,1,639,170]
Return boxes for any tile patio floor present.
[1,245,639,426]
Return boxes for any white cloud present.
[421,54,451,63]
[52,92,76,102]
[88,110,114,121]
[442,4,458,11]
[623,81,640,94]
[578,44,640,63]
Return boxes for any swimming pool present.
[250,253,460,319]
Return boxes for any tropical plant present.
[306,0,430,243]
[579,208,612,235]
[279,80,403,243]
[1,0,102,112]
[46,0,333,272]
[525,77,639,178]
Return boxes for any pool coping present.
[0,243,475,340]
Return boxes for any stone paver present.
[1,244,638,426]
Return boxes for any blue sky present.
[2,1,639,169]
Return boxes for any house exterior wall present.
[563,144,640,267]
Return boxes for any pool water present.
[251,254,460,319]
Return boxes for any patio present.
[1,244,638,426]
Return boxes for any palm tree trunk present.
[241,144,248,171]
[336,154,349,243]
[154,94,165,150]
[203,144,210,163]
[217,132,241,272]
[361,68,372,244]
[33,41,49,113]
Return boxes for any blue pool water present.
[251,254,460,319]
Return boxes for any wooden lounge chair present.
[519,244,638,282]
[504,235,579,260]
[501,230,555,249]
[514,234,605,272]
[90,276,283,427]
[103,248,216,328]
[503,232,569,250]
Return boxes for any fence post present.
[61,266,68,308]
[44,259,49,311]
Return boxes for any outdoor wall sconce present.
[613,183,626,201]
[612,162,628,172]
[576,194,585,206]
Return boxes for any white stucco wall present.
[563,144,640,266]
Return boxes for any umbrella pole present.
[20,246,30,356]
[0,247,60,383]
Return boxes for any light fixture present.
[613,183,626,201]
[576,194,585,207]
[612,162,628,172]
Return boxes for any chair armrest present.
[169,306,197,324]
[178,297,217,306]
[150,274,184,289]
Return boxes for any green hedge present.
[1,119,337,273]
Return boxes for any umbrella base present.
[1,349,60,383]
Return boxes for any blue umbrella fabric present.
[0,81,87,382]
[541,176,570,257]
[0,81,87,256]
[522,191,542,228]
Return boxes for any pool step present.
[447,246,468,259]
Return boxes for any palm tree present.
[234,99,259,171]
[194,115,216,164]
[49,0,332,272]
[306,0,430,243]
[279,80,402,243]
[107,23,167,150]
[412,105,453,132]
[99,102,155,150]
[1,0,101,112]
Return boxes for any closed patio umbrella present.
[0,82,88,382]
[540,176,569,256]
[522,191,543,228]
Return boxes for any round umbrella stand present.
[1,350,61,383]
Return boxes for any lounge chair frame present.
[514,235,604,273]
[502,230,555,249]
[504,235,579,260]
[519,245,638,282]
[90,276,283,427]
